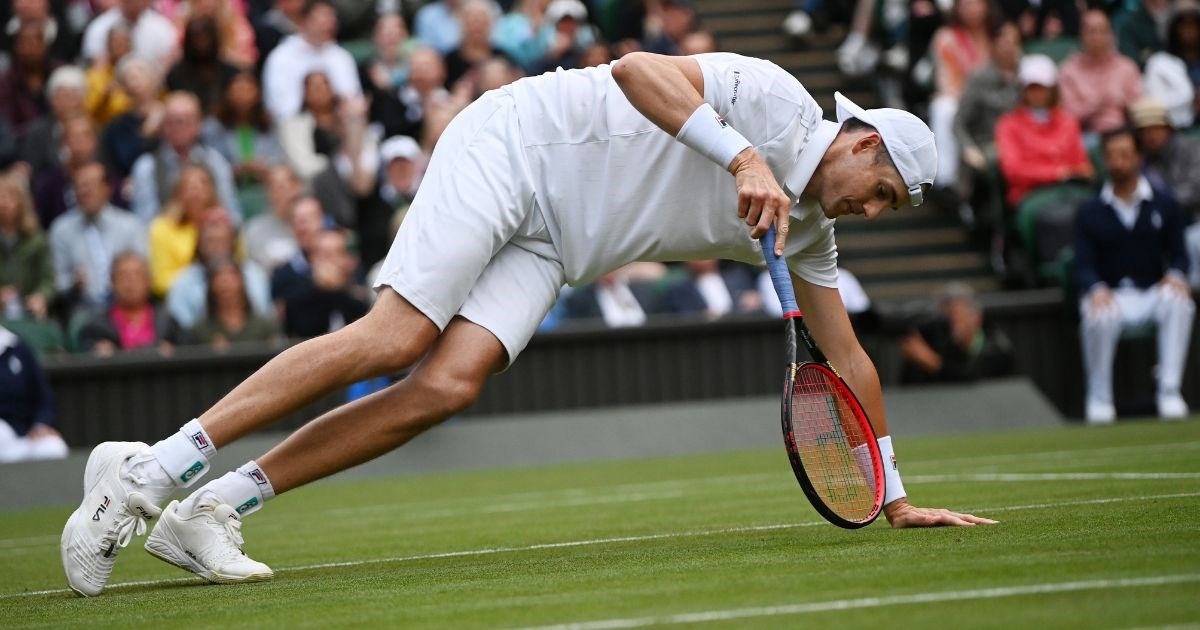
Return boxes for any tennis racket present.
[761,226,885,529]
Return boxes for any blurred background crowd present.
[0,0,1195,455]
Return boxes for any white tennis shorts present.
[373,90,565,364]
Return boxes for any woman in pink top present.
[995,54,1093,207]
[929,0,998,189]
[78,252,185,356]
[1058,9,1142,136]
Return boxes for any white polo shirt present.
[81,8,177,62]
[261,35,363,122]
[507,53,839,288]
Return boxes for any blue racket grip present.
[762,226,799,315]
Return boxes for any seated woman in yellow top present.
[149,165,223,296]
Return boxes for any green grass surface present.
[2,420,1199,628]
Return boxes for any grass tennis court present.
[2,420,1198,628]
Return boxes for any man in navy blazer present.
[1074,128,1194,424]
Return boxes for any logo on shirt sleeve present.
[731,70,741,105]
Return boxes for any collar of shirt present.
[783,119,839,200]
[1100,176,1153,228]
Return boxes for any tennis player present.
[62,52,996,596]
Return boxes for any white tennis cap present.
[379,135,422,163]
[834,92,937,207]
[1018,53,1058,87]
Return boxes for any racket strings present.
[790,367,879,521]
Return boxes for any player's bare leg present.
[257,315,507,493]
[198,290,442,446]
[62,289,441,595]
[140,316,505,583]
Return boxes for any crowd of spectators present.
[0,0,762,364]
[787,1,1200,287]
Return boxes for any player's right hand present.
[729,148,792,255]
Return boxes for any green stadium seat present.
[1014,182,1095,283]
[1025,37,1079,63]
[2,318,65,357]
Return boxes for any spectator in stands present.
[642,0,696,56]
[84,25,134,127]
[278,72,379,227]
[1059,9,1142,138]
[0,21,60,136]
[18,64,85,185]
[900,282,1014,384]
[1075,128,1192,424]
[1134,98,1200,221]
[1115,0,1171,67]
[996,53,1092,208]
[1,0,78,66]
[77,251,186,356]
[243,165,304,272]
[468,57,521,99]
[253,0,305,62]
[0,324,67,463]
[444,0,513,86]
[261,0,361,123]
[533,0,599,72]
[81,0,177,65]
[165,210,271,329]
[1131,99,1200,288]
[274,228,368,338]
[270,194,326,296]
[0,120,19,176]
[165,16,239,115]
[928,0,997,193]
[360,13,418,137]
[0,176,53,321]
[189,257,280,350]
[561,268,655,327]
[1146,1,1200,128]
[130,91,240,224]
[662,259,758,320]
[203,70,283,187]
[955,19,1022,214]
[148,165,221,296]
[49,162,146,312]
[33,115,106,229]
[99,55,164,180]
[678,30,716,56]
[390,46,452,141]
[357,135,423,269]
[414,0,463,55]
[173,0,258,69]
[493,0,549,71]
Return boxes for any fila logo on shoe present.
[91,496,111,521]
[135,505,155,521]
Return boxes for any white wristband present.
[675,103,752,170]
[877,435,907,505]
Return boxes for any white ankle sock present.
[179,461,276,518]
[149,419,217,488]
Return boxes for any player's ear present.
[851,132,883,155]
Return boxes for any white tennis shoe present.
[61,442,169,597]
[144,499,273,584]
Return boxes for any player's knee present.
[431,375,484,417]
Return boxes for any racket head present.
[781,362,884,528]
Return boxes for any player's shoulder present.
[693,53,812,106]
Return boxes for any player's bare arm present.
[790,275,998,528]
[612,52,792,254]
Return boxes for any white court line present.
[909,472,1200,482]
[520,574,1200,630]
[3,490,1198,601]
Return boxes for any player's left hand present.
[883,498,998,528]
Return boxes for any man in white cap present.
[61,51,995,597]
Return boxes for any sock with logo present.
[178,461,276,518]
[148,419,217,489]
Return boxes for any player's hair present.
[841,118,896,170]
